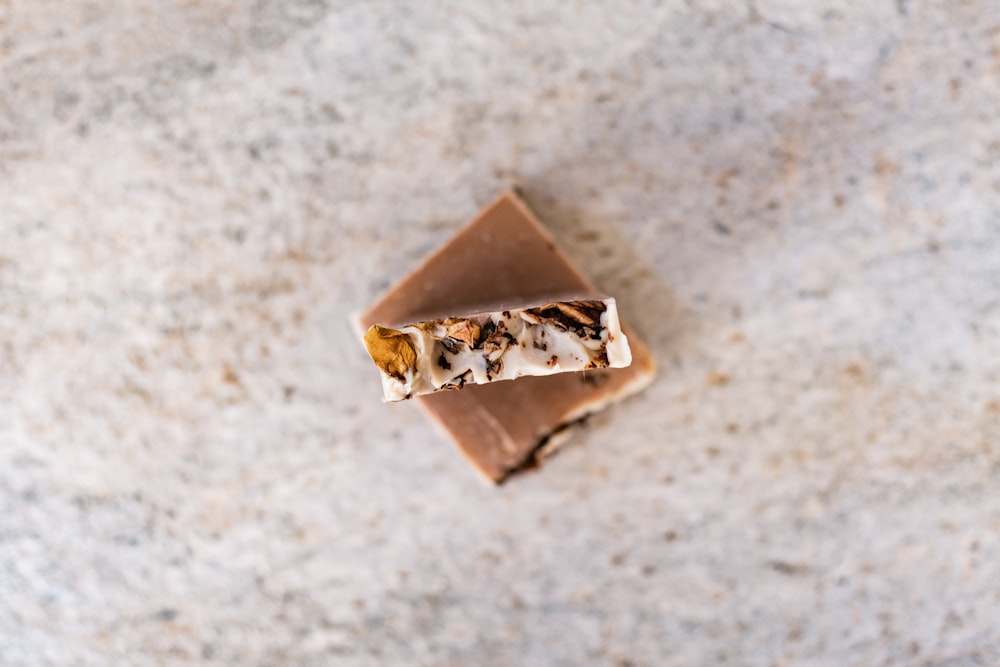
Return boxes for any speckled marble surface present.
[2,1,1000,665]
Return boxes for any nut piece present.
[363,325,417,381]
[444,318,481,347]
[553,301,598,325]
[525,300,607,331]
[519,310,543,325]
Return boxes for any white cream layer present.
[379,298,631,402]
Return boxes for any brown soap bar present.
[357,190,656,483]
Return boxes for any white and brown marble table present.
[2,2,999,665]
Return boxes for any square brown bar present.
[357,190,656,483]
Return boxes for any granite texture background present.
[2,1,1000,665]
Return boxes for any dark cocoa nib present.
[481,324,513,355]
[487,357,503,376]
[525,300,606,333]
[583,349,610,370]
[482,335,506,354]
[444,369,472,391]
[437,353,452,370]
[441,337,461,354]
[542,315,569,332]
[477,320,497,347]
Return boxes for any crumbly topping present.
[363,299,629,401]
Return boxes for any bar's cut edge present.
[603,298,632,367]
[501,342,658,483]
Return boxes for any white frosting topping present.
[374,298,632,402]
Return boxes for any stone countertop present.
[2,2,1000,665]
